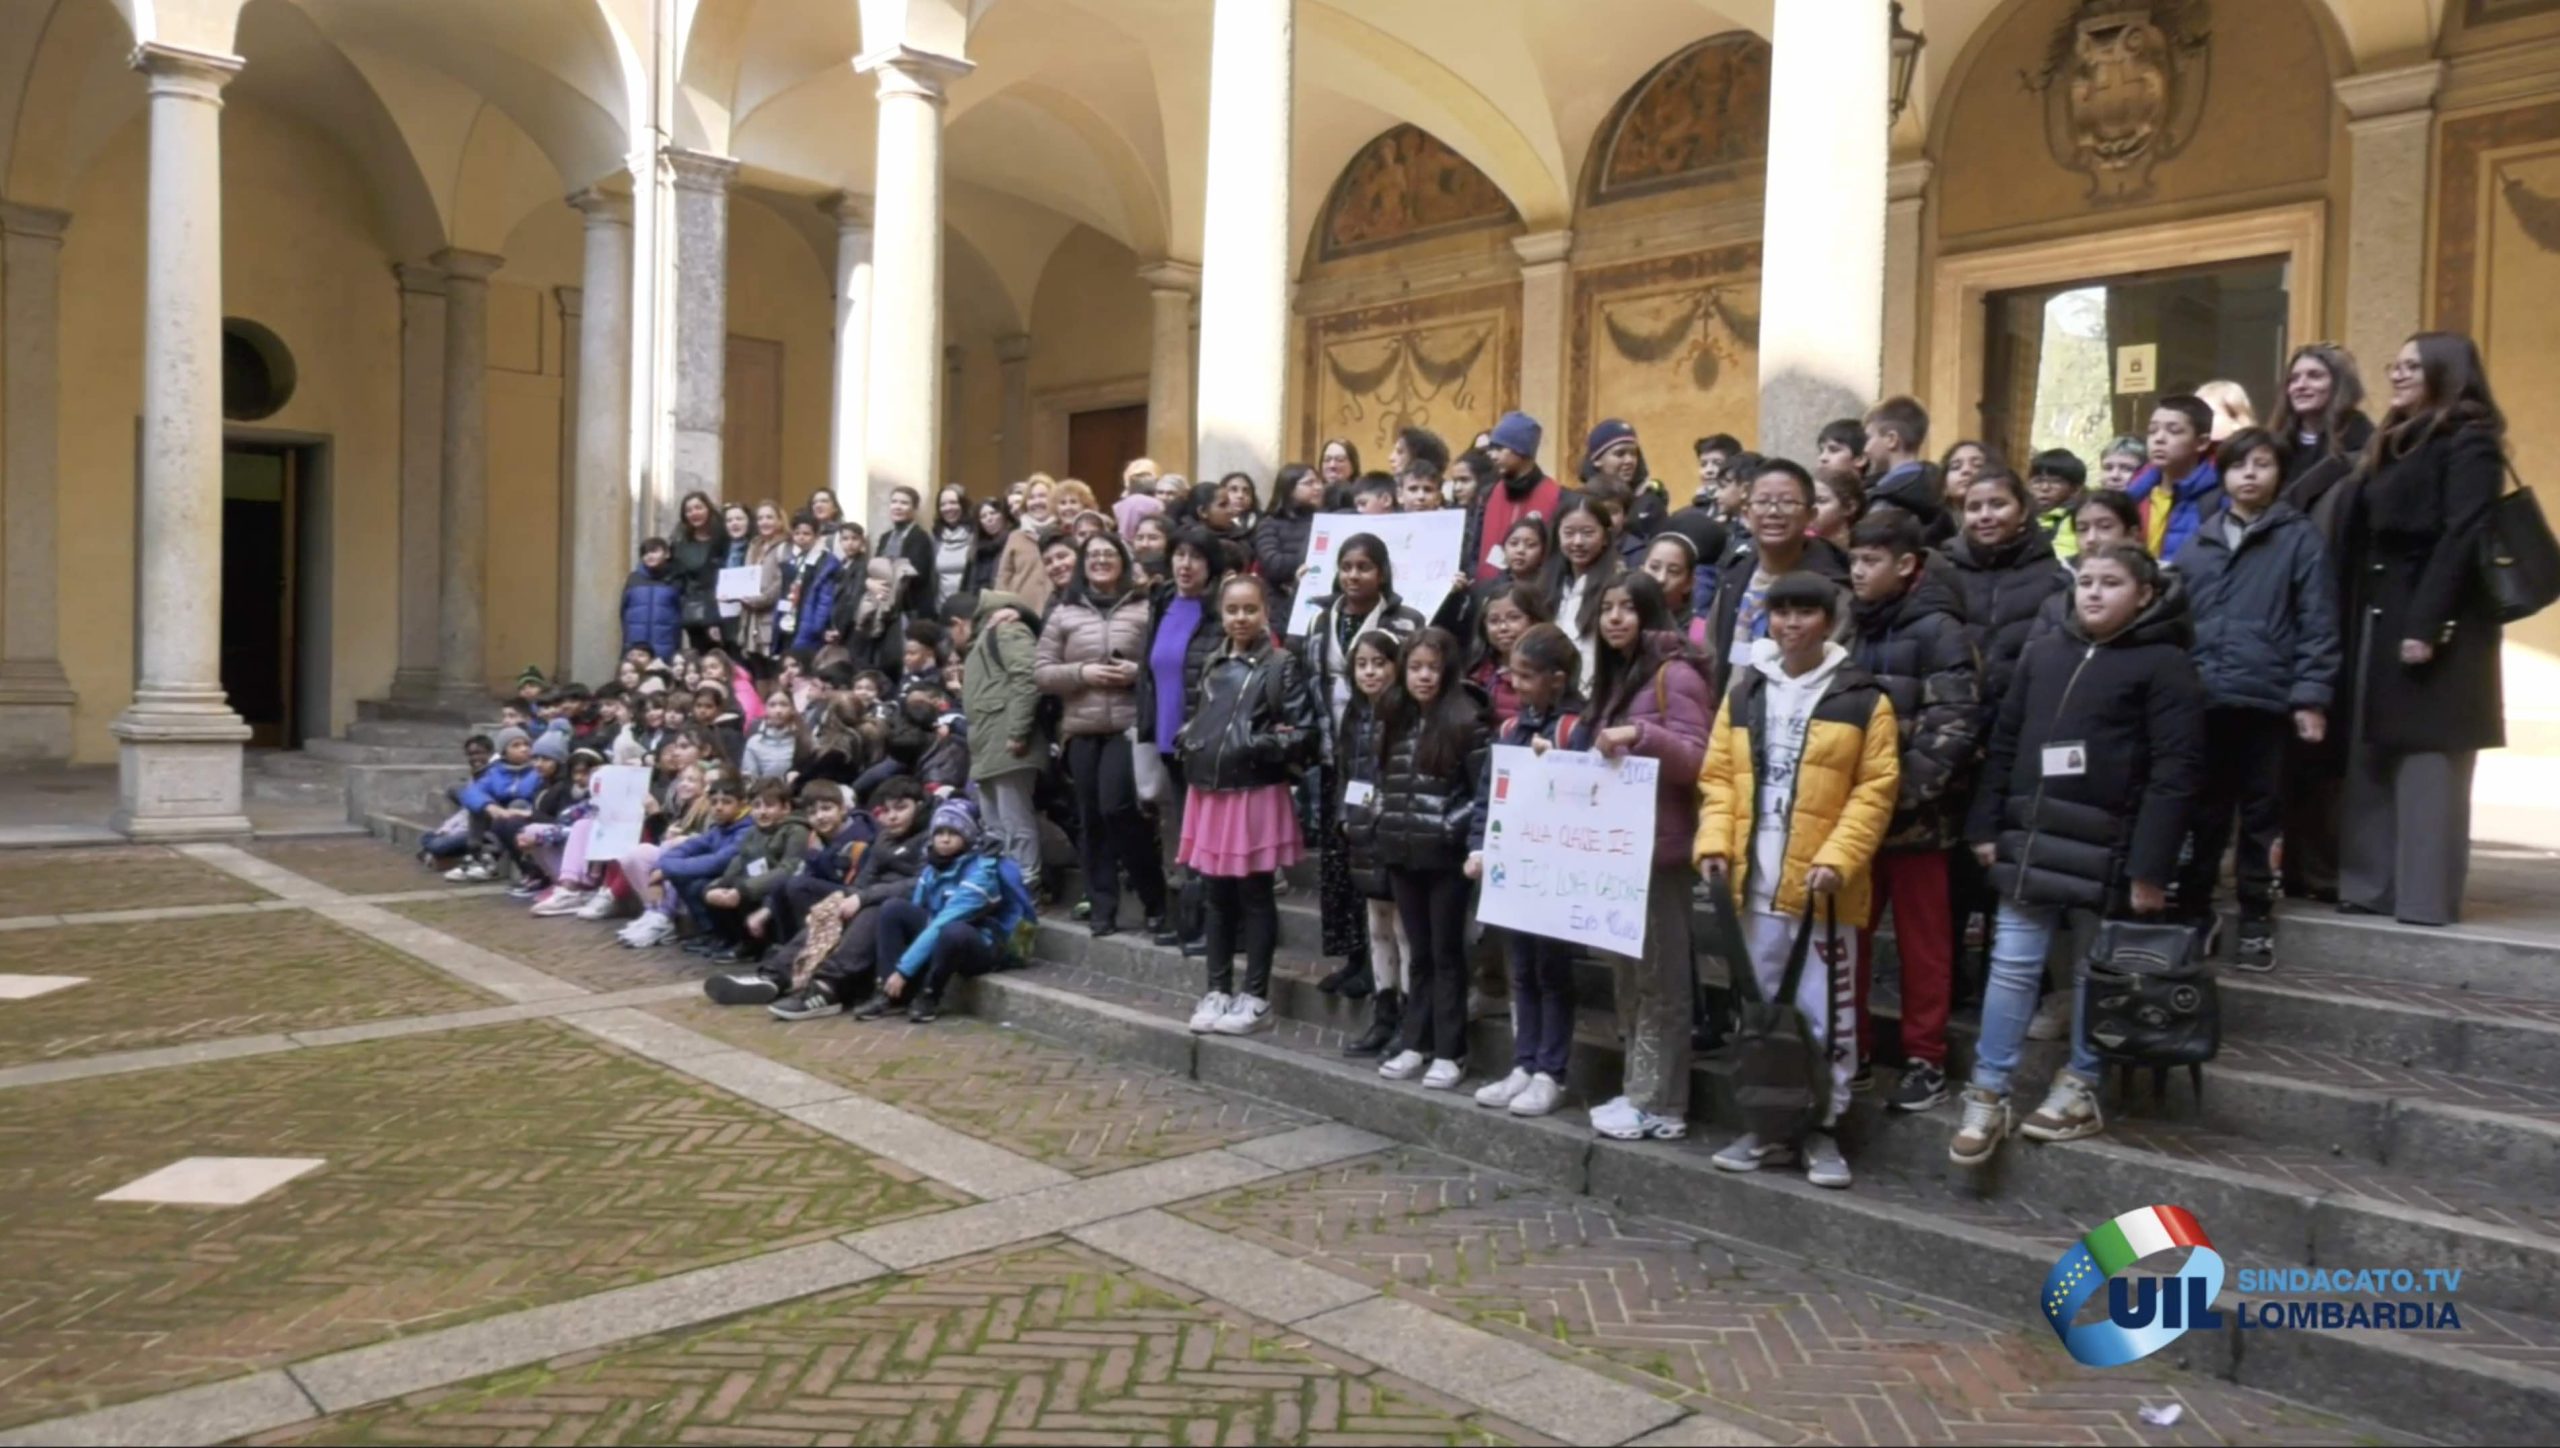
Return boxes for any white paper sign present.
[715,565,763,619]
[586,765,653,858]
[1474,743,1660,958]
[1286,510,1467,635]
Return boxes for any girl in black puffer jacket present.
[1370,627,1494,1090]
[1945,469,2068,724]
[1175,575,1322,1037]
[1335,630,1407,1056]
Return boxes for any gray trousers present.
[978,771,1043,892]
[1615,865,1698,1119]
[2340,742,2474,926]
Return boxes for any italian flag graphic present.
[2041,1203,2223,1368]
[2084,1204,2210,1275]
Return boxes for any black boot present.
[1337,959,1375,1000]
[1345,990,1400,1057]
[1317,960,1357,994]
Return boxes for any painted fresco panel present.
[1568,245,1762,466]
[1299,285,1521,464]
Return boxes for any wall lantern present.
[1889,2,1926,122]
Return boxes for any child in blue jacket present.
[856,798,1029,1023]
[620,537,683,662]
[627,779,754,946]
[445,726,544,881]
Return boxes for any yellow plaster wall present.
[55,100,403,761]
[724,195,834,510]
[1027,229,1151,397]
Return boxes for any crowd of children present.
[412,329,2514,1188]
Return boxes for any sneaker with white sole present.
[2025,990,2072,1042]
[530,887,591,917]
[1948,1087,2011,1166]
[1211,995,1272,1035]
[1187,991,1233,1034]
[1420,1059,1463,1090]
[1888,1060,1950,1113]
[1474,1068,1532,1109]
[1711,1132,1794,1171]
[621,910,675,948]
[1508,1073,1561,1117]
[1592,1097,1688,1141]
[767,986,843,1021]
[1378,1050,1426,1081]
[703,972,780,1006]
[1801,1132,1852,1189]
[445,858,496,883]
[575,890,622,921]
[2021,1073,2106,1142]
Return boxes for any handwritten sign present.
[1474,743,1660,958]
[1286,509,1467,635]
[586,765,653,858]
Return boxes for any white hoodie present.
[1747,637,1848,912]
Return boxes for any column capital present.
[1887,157,1933,202]
[855,45,975,103]
[0,202,69,243]
[430,247,504,284]
[664,147,741,194]
[1511,229,1573,269]
[130,42,241,101]
[2337,60,2444,124]
[995,332,1033,364]
[1137,259,1201,294]
[824,191,874,230]
[392,261,445,296]
[555,284,584,319]
[568,186,633,225]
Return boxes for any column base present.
[0,660,76,764]
[109,697,252,841]
[388,666,444,702]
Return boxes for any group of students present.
[417,326,2513,1186]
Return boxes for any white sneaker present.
[1591,1096,1688,1141]
[1421,1059,1463,1091]
[575,890,622,921]
[1475,1068,1532,1109]
[2021,1073,2106,1143]
[445,858,495,883]
[2026,990,2072,1042]
[1212,995,1272,1035]
[1508,1073,1562,1117]
[1378,1049,1426,1081]
[530,887,591,917]
[1801,1132,1853,1189]
[623,910,675,948]
[1188,991,1233,1034]
[1711,1132,1793,1172]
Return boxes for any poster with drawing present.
[1285,510,1466,635]
[1474,743,1659,958]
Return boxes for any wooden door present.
[725,335,784,505]
[1067,403,1149,506]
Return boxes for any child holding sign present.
[1465,623,1583,1116]
[1696,573,1900,1188]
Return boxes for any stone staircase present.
[947,879,2560,1444]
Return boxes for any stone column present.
[666,148,738,522]
[431,247,502,704]
[568,188,635,683]
[1137,261,1197,476]
[2338,61,2443,377]
[1193,0,1292,484]
[388,263,446,699]
[825,193,874,504]
[943,343,966,488]
[858,46,973,530]
[1756,0,1888,460]
[1881,159,1930,398]
[1511,229,1571,442]
[996,332,1033,485]
[112,43,249,837]
[0,202,74,762]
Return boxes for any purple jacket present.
[1581,634,1715,870]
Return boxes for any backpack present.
[2078,916,2218,1102]
[1710,885,1832,1147]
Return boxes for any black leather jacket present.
[1176,637,1322,790]
[1371,683,1493,872]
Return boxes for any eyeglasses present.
[1748,497,1807,515]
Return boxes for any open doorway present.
[217,439,331,748]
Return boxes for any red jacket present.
[1473,470,1564,582]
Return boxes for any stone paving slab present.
[246,1243,1515,1447]
[1175,1150,2415,1448]
[0,1020,960,1429]
[386,895,691,994]
[242,837,473,899]
[0,845,271,919]
[0,913,493,1068]
[651,994,1314,1177]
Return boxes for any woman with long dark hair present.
[932,484,975,603]
[2337,332,2508,925]
[2269,341,2374,903]
[968,496,1044,600]
[1254,463,1325,628]
[1301,533,1426,982]
[671,491,725,653]
[1033,531,1167,936]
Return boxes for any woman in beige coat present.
[970,497,1047,612]
[1034,531,1166,934]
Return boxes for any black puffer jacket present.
[1945,528,2067,720]
[1133,583,1224,749]
[1176,637,1322,791]
[1965,581,2206,910]
[1705,536,1853,701]
[1848,559,1981,850]
[1338,693,1393,900]
[1370,683,1493,873]
[2170,502,2340,715]
[1253,512,1315,626]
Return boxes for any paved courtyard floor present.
[0,837,2414,1446]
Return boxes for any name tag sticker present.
[1341,779,1376,809]
[2042,742,2089,778]
[746,859,769,877]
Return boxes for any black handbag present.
[1713,887,1832,1147]
[2078,917,2218,1069]
[2479,464,2560,625]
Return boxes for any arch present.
[987,80,1168,257]
[1580,31,1771,208]
[674,0,865,157]
[1314,123,1520,262]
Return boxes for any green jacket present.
[964,592,1044,781]
[712,813,810,904]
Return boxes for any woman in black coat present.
[1253,464,1324,633]
[668,491,726,653]
[2336,332,2508,926]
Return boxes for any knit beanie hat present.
[1489,410,1543,459]
[516,665,548,689]
[1585,418,1638,468]
[532,731,571,764]
[929,797,982,845]
[492,725,531,756]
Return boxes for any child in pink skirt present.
[1178,574,1321,1037]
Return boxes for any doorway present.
[1982,256,2290,467]
[1068,403,1149,504]
[217,440,330,748]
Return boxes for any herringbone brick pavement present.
[654,996,1313,1175]
[390,895,691,992]
[246,838,480,898]
[0,845,271,918]
[0,1021,961,1428]
[0,913,493,1067]
[1177,1151,2412,1447]
[251,1243,1510,1447]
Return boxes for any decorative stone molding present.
[855,45,975,103]
[130,42,241,102]
[2336,60,2446,123]
[664,148,740,195]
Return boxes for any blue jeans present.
[1969,901,2100,1095]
